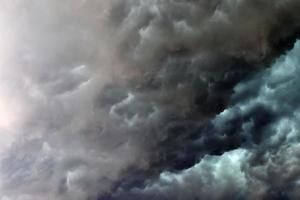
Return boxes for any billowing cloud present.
[107,40,300,200]
[0,0,300,200]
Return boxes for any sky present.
[0,0,300,199]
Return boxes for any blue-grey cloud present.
[0,1,300,200]
[107,40,300,200]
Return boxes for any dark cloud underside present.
[0,0,300,200]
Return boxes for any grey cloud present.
[1,0,300,200]
[0,1,146,199]
[109,149,250,200]
[109,40,300,200]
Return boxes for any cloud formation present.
[0,0,300,200]
[107,40,300,200]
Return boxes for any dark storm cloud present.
[107,40,300,200]
[1,0,300,200]
[98,0,300,174]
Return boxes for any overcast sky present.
[0,0,300,200]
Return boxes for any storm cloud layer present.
[107,39,300,200]
[0,0,300,200]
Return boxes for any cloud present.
[0,0,300,200]
[109,149,249,200]
[108,40,300,200]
